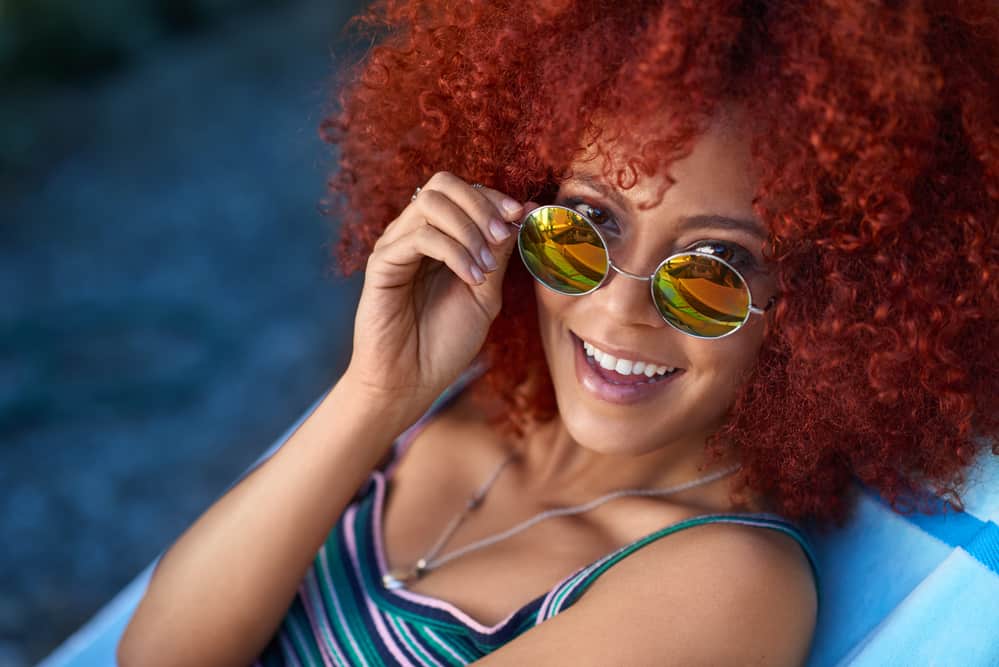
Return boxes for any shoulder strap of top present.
[380,354,491,479]
[539,512,821,620]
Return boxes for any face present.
[534,114,777,459]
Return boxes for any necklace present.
[381,452,742,590]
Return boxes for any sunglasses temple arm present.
[749,295,779,315]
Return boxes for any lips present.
[571,331,684,405]
[587,352,681,386]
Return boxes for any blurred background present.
[0,0,367,663]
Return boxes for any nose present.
[589,262,666,328]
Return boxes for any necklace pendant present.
[382,567,413,590]
[382,559,430,590]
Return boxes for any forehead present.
[563,112,760,222]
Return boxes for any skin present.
[116,110,815,666]
[510,111,778,506]
[379,113,815,665]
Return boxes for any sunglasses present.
[510,205,776,339]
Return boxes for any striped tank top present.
[255,363,821,666]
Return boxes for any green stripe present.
[387,613,438,665]
[554,515,821,612]
[316,538,383,665]
[547,565,594,616]
[355,495,481,633]
[514,611,539,636]
[415,625,467,666]
[434,625,485,664]
[446,633,486,662]
[285,605,329,667]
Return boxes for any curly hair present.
[320,0,999,528]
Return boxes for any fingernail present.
[470,264,485,284]
[500,198,522,217]
[489,219,511,242]
[480,246,497,271]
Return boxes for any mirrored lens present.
[518,206,608,294]
[652,254,751,337]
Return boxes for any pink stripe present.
[540,514,801,619]
[343,503,418,666]
[298,571,343,666]
[383,418,431,479]
[316,537,371,667]
[393,615,447,667]
[369,473,524,635]
[383,360,488,480]
[298,570,341,667]
[284,613,319,667]
[536,563,594,621]
[385,611,441,666]
[280,605,320,667]
[364,598,419,666]
[278,631,304,667]
[423,626,469,665]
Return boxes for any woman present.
[119,0,999,665]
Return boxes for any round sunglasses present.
[511,205,776,339]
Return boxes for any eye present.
[580,204,610,225]
[687,240,757,271]
[563,197,618,231]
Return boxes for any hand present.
[343,171,533,425]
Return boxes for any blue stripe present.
[965,521,999,575]
[860,483,999,576]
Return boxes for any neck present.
[505,414,751,511]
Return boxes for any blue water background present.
[1,1,366,662]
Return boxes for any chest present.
[378,466,700,627]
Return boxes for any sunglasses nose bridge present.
[607,262,652,283]
[584,259,668,329]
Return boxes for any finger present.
[425,172,523,241]
[477,200,539,300]
[369,223,485,289]
[416,187,499,274]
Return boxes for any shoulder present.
[476,517,818,666]
[586,519,818,665]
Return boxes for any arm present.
[117,374,411,667]
[117,173,524,666]
[474,523,818,666]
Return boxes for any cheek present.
[533,283,570,330]
[696,325,767,392]
[534,285,562,357]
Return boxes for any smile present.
[571,332,684,404]
[580,339,679,378]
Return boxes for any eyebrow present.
[674,214,768,241]
[568,174,632,212]
[565,174,768,241]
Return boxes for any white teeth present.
[580,337,679,377]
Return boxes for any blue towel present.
[38,386,999,666]
[806,445,999,666]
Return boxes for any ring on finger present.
[411,186,422,202]
[471,183,484,189]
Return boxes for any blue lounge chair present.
[38,380,999,666]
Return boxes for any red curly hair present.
[320,0,999,528]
